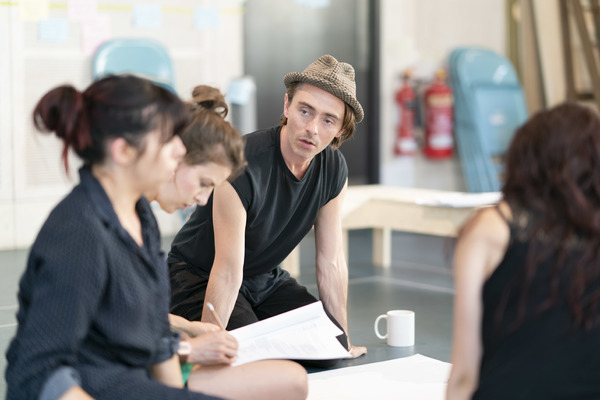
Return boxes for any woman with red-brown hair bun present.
[147,84,308,400]
[148,85,246,214]
[447,102,600,400]
[4,75,226,400]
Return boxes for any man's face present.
[282,83,345,161]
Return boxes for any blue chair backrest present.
[449,47,528,192]
[452,47,521,88]
[450,47,527,156]
[92,38,176,93]
[472,86,527,155]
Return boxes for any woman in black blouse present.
[5,75,222,400]
[447,102,600,399]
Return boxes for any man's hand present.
[187,330,239,365]
[349,344,367,359]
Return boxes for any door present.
[243,0,379,184]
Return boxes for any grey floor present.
[0,229,456,395]
[296,229,455,373]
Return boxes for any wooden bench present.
[281,185,500,276]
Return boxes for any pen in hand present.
[206,302,226,331]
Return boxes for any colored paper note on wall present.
[133,5,162,29]
[20,0,50,21]
[81,13,110,55]
[294,0,330,8]
[68,0,98,22]
[38,18,70,43]
[193,6,219,30]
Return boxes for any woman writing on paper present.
[147,85,308,400]
[447,102,600,399]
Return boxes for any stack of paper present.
[308,354,452,400]
[229,301,351,366]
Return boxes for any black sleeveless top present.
[472,209,600,399]
[167,126,347,277]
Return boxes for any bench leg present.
[373,227,392,267]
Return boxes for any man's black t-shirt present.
[167,126,348,278]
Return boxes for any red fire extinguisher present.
[424,69,454,159]
[394,70,417,156]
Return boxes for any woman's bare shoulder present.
[457,202,512,275]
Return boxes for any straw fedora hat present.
[283,54,364,123]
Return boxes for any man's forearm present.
[202,268,242,328]
[316,256,349,335]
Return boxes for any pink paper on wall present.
[68,0,98,22]
[81,14,111,55]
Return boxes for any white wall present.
[0,0,513,250]
[0,3,14,249]
[0,0,243,250]
[379,0,506,186]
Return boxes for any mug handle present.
[374,314,388,339]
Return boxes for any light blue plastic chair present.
[92,38,176,93]
[448,47,528,192]
[93,38,188,221]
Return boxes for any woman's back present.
[447,102,600,400]
[473,211,600,399]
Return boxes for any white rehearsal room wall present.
[0,0,244,250]
[2,0,537,250]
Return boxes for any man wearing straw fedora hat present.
[168,54,367,366]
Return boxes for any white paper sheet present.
[229,301,351,366]
[308,354,451,400]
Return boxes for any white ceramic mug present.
[374,310,415,347]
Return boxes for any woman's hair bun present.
[190,85,228,118]
[33,85,85,139]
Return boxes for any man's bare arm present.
[201,181,246,328]
[314,180,366,357]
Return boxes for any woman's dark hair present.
[499,102,600,330]
[280,82,356,150]
[180,85,246,180]
[33,74,189,172]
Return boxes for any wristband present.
[177,340,192,364]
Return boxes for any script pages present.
[229,301,352,366]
